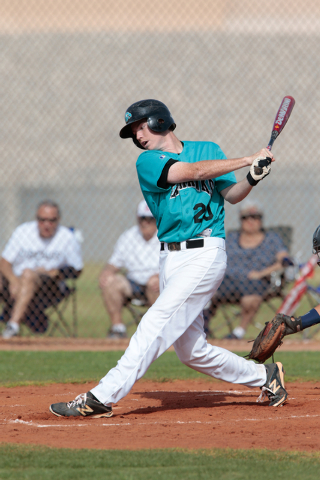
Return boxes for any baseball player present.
[49,99,288,418]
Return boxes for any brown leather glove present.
[246,313,302,363]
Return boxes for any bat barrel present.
[267,97,294,150]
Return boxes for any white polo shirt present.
[108,225,160,285]
[2,221,83,277]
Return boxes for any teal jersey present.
[136,140,237,242]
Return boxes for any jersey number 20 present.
[193,203,213,223]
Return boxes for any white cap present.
[137,200,154,217]
[239,199,263,216]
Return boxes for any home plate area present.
[1,380,320,452]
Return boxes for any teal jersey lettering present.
[136,140,237,242]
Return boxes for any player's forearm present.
[167,157,250,183]
[220,178,252,205]
[167,148,274,184]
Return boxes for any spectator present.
[99,200,160,339]
[204,200,288,339]
[0,200,83,339]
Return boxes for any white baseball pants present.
[91,237,266,406]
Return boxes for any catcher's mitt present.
[246,313,302,364]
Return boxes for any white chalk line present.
[147,390,257,394]
[2,413,320,429]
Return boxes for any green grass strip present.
[0,350,320,387]
[1,444,320,480]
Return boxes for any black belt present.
[160,239,204,251]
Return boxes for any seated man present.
[0,200,83,339]
[204,200,288,339]
[99,200,160,339]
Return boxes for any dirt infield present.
[1,379,320,452]
[2,338,320,452]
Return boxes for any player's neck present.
[159,133,183,154]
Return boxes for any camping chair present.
[46,279,78,337]
[0,278,78,338]
[206,226,294,338]
[124,297,148,329]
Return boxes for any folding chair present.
[46,279,78,337]
[124,297,148,328]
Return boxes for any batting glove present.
[247,156,272,186]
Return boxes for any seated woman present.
[204,200,289,339]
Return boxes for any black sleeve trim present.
[157,159,179,189]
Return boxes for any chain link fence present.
[1,0,320,338]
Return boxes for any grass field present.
[1,350,320,387]
[1,444,320,480]
[1,349,320,478]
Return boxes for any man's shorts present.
[127,279,148,303]
[0,274,70,333]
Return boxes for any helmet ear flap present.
[147,113,174,133]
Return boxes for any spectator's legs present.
[232,294,263,339]
[145,274,159,306]
[2,269,42,338]
[9,269,42,325]
[99,272,132,337]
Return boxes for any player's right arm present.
[166,148,274,183]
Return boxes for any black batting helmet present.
[119,99,176,149]
[312,225,320,266]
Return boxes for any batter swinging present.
[49,99,288,418]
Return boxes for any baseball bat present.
[254,96,295,176]
[267,95,295,151]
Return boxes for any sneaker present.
[49,392,113,418]
[257,362,288,407]
[107,328,127,339]
[224,333,241,340]
[2,322,19,339]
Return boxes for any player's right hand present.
[248,148,275,166]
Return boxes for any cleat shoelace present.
[67,393,86,408]
[256,387,274,403]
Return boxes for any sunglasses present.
[37,216,59,223]
[240,214,262,221]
